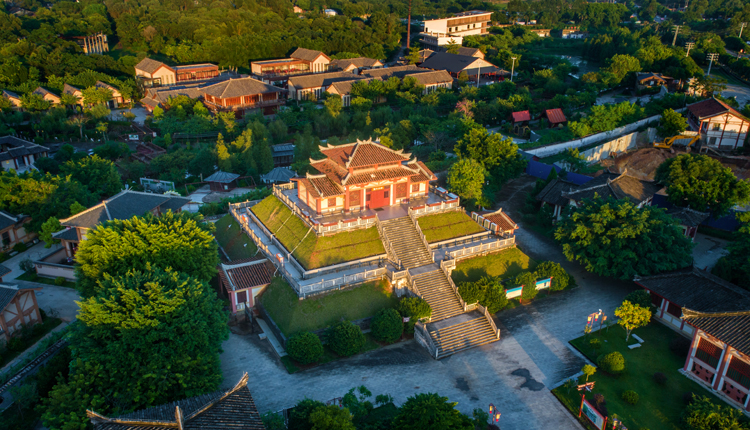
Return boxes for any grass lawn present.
[0,317,62,368]
[214,214,258,261]
[417,211,484,243]
[451,247,537,284]
[17,272,76,289]
[554,322,723,430]
[251,196,384,269]
[261,277,398,337]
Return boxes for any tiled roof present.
[135,57,170,75]
[682,309,750,357]
[141,84,206,106]
[60,190,190,229]
[203,78,284,99]
[63,83,81,95]
[544,108,567,124]
[330,57,382,70]
[480,210,517,232]
[96,81,120,94]
[0,284,41,311]
[362,65,427,80]
[418,52,503,75]
[688,97,750,122]
[290,47,328,62]
[636,267,750,313]
[412,161,437,183]
[220,260,273,292]
[457,47,483,57]
[345,166,420,186]
[317,139,410,169]
[309,158,347,183]
[512,111,531,122]
[666,207,710,227]
[260,166,296,183]
[637,72,671,82]
[327,78,379,96]
[52,227,79,241]
[0,211,18,231]
[0,135,50,162]
[293,177,321,198]
[2,89,20,100]
[536,178,578,207]
[0,264,10,279]
[271,143,294,155]
[309,175,343,197]
[204,171,240,183]
[89,373,265,430]
[561,173,660,205]
[406,70,453,86]
[33,87,59,99]
[288,72,365,90]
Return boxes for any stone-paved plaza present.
[220,226,636,430]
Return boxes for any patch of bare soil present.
[611,147,679,180]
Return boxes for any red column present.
[684,330,701,372]
[344,186,350,213]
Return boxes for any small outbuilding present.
[260,166,296,184]
[666,207,709,241]
[0,283,43,342]
[472,209,518,238]
[542,108,567,128]
[272,143,295,167]
[205,170,241,192]
[217,258,275,316]
[511,110,531,135]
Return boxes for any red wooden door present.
[367,187,389,209]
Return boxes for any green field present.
[260,277,398,336]
[214,214,258,261]
[451,247,537,284]
[554,323,723,430]
[417,211,484,243]
[251,196,384,269]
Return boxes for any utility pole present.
[510,57,517,83]
[685,42,695,57]
[741,22,748,39]
[406,0,413,49]
[672,25,681,46]
[707,53,719,76]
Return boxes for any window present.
[695,338,722,368]
[328,197,336,207]
[395,183,407,198]
[236,290,247,304]
[384,190,389,198]
[666,302,681,317]
[727,359,750,389]
[412,183,421,193]
[1,231,9,247]
[713,123,722,131]
[650,292,662,307]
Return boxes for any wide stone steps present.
[413,271,464,322]
[382,217,433,269]
[429,317,499,358]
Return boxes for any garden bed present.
[554,322,724,430]
[416,211,484,243]
[214,213,258,261]
[251,196,384,269]
[16,272,76,289]
[451,247,537,284]
[260,277,397,337]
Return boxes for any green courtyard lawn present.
[251,196,384,269]
[451,247,537,284]
[417,211,484,243]
[214,214,258,261]
[260,277,398,337]
[554,322,723,430]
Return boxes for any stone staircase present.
[412,270,464,322]
[427,314,499,358]
[381,217,432,269]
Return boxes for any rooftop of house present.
[560,172,661,205]
[290,47,329,62]
[135,57,169,74]
[63,83,81,95]
[318,138,411,169]
[203,77,285,99]
[288,71,366,90]
[0,210,25,232]
[0,283,41,311]
[0,135,50,162]
[261,166,296,183]
[637,72,672,82]
[271,143,294,155]
[666,207,710,227]
[204,171,240,183]
[217,259,274,292]
[512,111,531,122]
[544,108,567,124]
[2,89,20,99]
[687,97,750,122]
[88,373,265,430]
[330,57,382,70]
[636,267,750,314]
[361,65,428,80]
[418,52,503,75]
[327,77,378,96]
[477,209,517,232]
[55,190,191,230]
[536,178,580,207]
[32,86,59,99]
[0,264,10,279]
[682,308,750,357]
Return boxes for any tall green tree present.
[658,108,688,138]
[713,212,750,289]
[60,155,123,200]
[391,393,473,430]
[40,267,228,429]
[555,197,693,279]
[454,126,526,180]
[447,158,485,203]
[614,300,651,341]
[74,211,218,298]
[656,154,750,216]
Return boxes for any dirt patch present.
[610,147,679,180]
[494,175,538,220]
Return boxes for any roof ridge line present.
[222,259,267,270]
[185,373,249,421]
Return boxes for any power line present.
[672,25,681,46]
[685,42,695,57]
[706,53,719,76]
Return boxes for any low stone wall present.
[34,248,76,281]
[257,302,288,348]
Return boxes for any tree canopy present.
[391,393,473,430]
[555,197,693,279]
[74,211,218,298]
[656,154,750,216]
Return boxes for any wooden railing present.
[477,303,501,339]
[447,236,516,260]
[414,322,438,359]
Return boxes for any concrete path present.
[15,282,81,322]
[2,242,61,281]
[691,233,730,271]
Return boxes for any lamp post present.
[510,57,517,83]
[488,404,501,424]
[741,22,748,39]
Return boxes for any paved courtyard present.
[221,225,636,430]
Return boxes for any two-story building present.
[201,77,286,117]
[420,10,492,49]
[134,57,220,88]
[0,135,49,173]
[292,138,436,215]
[0,283,43,343]
[288,71,366,101]
[686,97,750,150]
[250,48,331,84]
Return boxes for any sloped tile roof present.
[666,207,710,227]
[480,210,517,232]
[260,166,296,183]
[220,260,273,292]
[288,72,365,90]
[0,211,18,231]
[536,178,578,207]
[418,52,502,75]
[688,97,750,122]
[60,190,190,229]
[309,175,343,197]
[204,171,240,183]
[345,140,410,168]
[561,173,660,205]
[203,78,284,99]
[89,374,265,430]
[457,47,483,57]
[63,83,82,95]
[512,111,531,122]
[361,65,427,80]
[330,57,382,70]
[544,108,567,124]
[33,87,60,100]
[309,158,347,183]
[0,284,41,311]
[52,227,79,241]
[327,78,379,96]
[290,47,328,62]
[2,89,20,100]
[135,57,170,75]
[0,264,10,279]
[293,177,321,198]
[636,267,750,313]
[682,309,750,356]
[637,72,671,82]
[0,135,50,162]
[405,70,453,86]
[346,166,418,186]
[412,161,437,183]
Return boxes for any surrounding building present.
[70,32,109,55]
[542,108,567,128]
[511,110,531,132]
[0,135,50,173]
[472,209,518,237]
[420,10,492,48]
[32,87,60,105]
[271,143,295,166]
[204,171,241,192]
[330,57,383,74]
[636,72,674,91]
[217,258,274,315]
[292,138,436,215]
[1,90,22,109]
[135,57,220,88]
[325,78,378,106]
[201,77,286,116]
[418,51,505,81]
[95,81,129,108]
[324,8,338,16]
[665,207,710,241]
[250,48,331,84]
[457,47,484,58]
[139,83,206,112]
[63,84,84,106]
[420,33,464,49]
[288,71,365,101]
[87,373,265,430]
[0,283,43,343]
[0,211,36,250]
[261,166,296,184]
[528,28,551,37]
[561,27,588,39]
[686,97,750,150]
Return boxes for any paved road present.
[12,282,81,322]
[221,224,635,429]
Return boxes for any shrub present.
[597,351,625,374]
[395,297,431,320]
[515,271,539,301]
[625,290,653,313]
[54,277,66,286]
[622,390,639,405]
[19,258,34,273]
[669,336,691,357]
[683,395,746,430]
[589,338,601,351]
[534,261,570,291]
[483,282,508,314]
[32,323,45,336]
[371,308,403,344]
[458,280,485,304]
[653,372,667,385]
[286,332,324,364]
[288,398,325,430]
[12,242,27,253]
[327,321,365,357]
[7,336,24,352]
[683,392,696,405]
[593,393,608,416]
